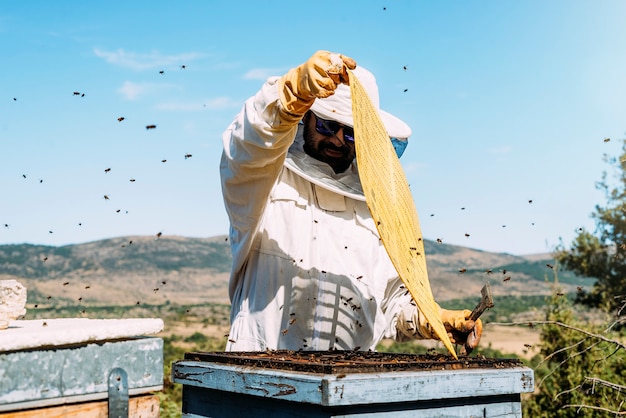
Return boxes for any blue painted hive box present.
[0,318,164,416]
[173,350,534,418]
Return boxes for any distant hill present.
[0,235,594,307]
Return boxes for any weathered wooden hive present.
[0,317,164,417]
[173,350,534,418]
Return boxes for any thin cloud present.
[402,161,426,174]
[487,145,513,155]
[156,97,240,111]
[243,68,284,81]
[94,48,204,71]
[117,81,178,100]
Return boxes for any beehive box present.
[0,318,164,417]
[173,350,534,418]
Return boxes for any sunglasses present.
[313,114,355,143]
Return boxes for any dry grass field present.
[159,314,541,359]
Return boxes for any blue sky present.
[1,1,625,255]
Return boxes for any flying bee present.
[503,276,511,282]
[289,318,296,325]
[184,153,192,159]
[459,268,467,273]
[546,264,554,269]
[117,117,125,122]
[73,91,80,96]
[161,159,167,163]
[42,257,48,262]
[524,344,533,349]
[129,178,135,182]
[146,124,157,130]
[604,137,611,142]
[156,232,162,238]
[104,195,110,200]
[464,233,470,237]
[159,70,164,74]
[436,238,442,243]
[63,282,69,286]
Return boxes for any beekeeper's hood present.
[310,66,412,140]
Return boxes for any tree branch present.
[562,404,626,415]
[491,321,626,351]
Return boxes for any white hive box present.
[173,351,534,418]
[0,318,164,417]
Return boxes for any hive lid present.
[1,318,164,352]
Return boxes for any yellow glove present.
[278,50,357,124]
[397,305,483,351]
[440,308,483,350]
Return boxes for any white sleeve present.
[381,276,439,341]
[220,77,299,287]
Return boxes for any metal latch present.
[108,367,129,418]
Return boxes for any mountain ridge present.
[0,235,593,307]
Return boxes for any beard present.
[303,123,355,174]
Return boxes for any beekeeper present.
[220,50,482,352]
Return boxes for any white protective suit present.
[220,76,421,352]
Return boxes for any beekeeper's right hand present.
[278,50,356,123]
